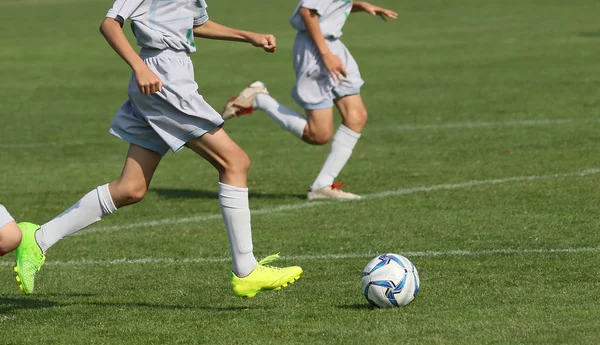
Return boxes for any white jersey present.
[106,0,209,53]
[289,0,352,39]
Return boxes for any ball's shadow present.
[337,303,375,310]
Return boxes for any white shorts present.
[0,204,14,228]
[110,48,224,156]
[291,32,364,110]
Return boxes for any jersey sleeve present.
[300,0,331,16]
[106,0,145,24]
[194,0,209,26]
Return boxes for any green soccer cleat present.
[232,253,303,298]
[14,222,45,295]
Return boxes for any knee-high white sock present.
[219,183,258,277]
[35,184,117,253]
[311,125,361,190]
[254,93,307,139]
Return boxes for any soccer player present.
[0,205,22,257]
[13,0,303,296]
[222,1,397,200]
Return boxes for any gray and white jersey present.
[290,0,352,39]
[106,0,209,53]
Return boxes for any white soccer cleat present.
[221,81,269,120]
[307,182,361,200]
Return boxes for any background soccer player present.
[222,0,397,200]
[13,0,303,296]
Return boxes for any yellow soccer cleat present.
[232,253,303,298]
[14,222,45,295]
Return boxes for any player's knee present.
[358,109,368,127]
[312,135,332,145]
[304,128,333,145]
[344,109,368,131]
[223,150,251,176]
[126,184,148,205]
[113,181,148,206]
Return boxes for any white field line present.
[0,247,598,267]
[75,167,600,236]
[2,118,600,149]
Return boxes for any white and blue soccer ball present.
[361,253,420,308]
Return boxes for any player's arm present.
[351,2,398,21]
[99,18,163,94]
[193,21,276,53]
[299,7,346,82]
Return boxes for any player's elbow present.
[99,18,110,36]
[100,17,122,36]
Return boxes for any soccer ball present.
[361,253,420,308]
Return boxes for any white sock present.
[254,93,307,139]
[35,184,117,253]
[219,183,258,277]
[311,125,361,190]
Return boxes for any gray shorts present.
[291,32,364,110]
[110,48,224,156]
[0,204,14,228]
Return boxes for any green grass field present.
[2,0,600,343]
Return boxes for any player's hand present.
[134,65,163,95]
[362,3,398,21]
[249,33,277,53]
[321,52,347,83]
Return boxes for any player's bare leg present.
[108,144,162,208]
[301,108,335,145]
[305,94,365,199]
[0,219,22,255]
[186,127,302,297]
[37,143,162,254]
[335,93,368,135]
[223,86,363,199]
[14,144,161,294]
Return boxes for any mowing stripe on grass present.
[77,167,600,236]
[0,247,598,267]
[388,118,600,131]
[0,139,107,149]
[3,118,600,149]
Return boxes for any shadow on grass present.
[152,188,305,200]
[0,296,270,313]
[580,31,600,38]
[337,303,374,310]
[86,301,270,312]
[0,297,59,313]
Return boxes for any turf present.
[1,0,600,344]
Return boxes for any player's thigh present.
[112,144,162,199]
[185,127,250,174]
[334,94,368,132]
[305,107,335,144]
